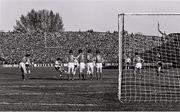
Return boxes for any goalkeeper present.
[133,52,144,78]
[156,53,163,76]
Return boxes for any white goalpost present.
[118,13,180,102]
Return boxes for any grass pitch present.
[0,67,180,111]
[0,67,119,111]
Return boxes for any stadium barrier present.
[1,63,119,68]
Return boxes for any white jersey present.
[126,57,131,63]
[55,61,60,67]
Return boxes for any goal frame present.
[118,13,180,101]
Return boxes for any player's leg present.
[134,66,137,76]
[80,63,85,80]
[126,62,129,69]
[87,63,90,76]
[67,63,71,80]
[71,67,74,80]
[139,68,143,79]
[99,65,102,80]
[22,66,27,80]
[79,64,83,80]
[96,65,99,80]
[21,68,25,80]
[73,67,76,76]
[83,63,86,80]
[90,63,94,79]
[55,67,62,77]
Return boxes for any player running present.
[86,49,94,79]
[19,57,27,80]
[78,49,86,80]
[133,52,144,79]
[67,50,76,80]
[95,50,103,80]
[156,53,163,76]
[55,58,67,78]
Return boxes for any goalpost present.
[118,13,180,102]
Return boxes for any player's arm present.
[132,58,135,64]
[74,53,81,59]
[141,58,144,64]
[66,56,69,63]
[158,22,167,36]
[102,57,105,63]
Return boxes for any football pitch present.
[0,67,180,111]
[0,67,120,111]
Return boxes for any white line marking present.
[0,85,81,88]
[0,91,108,95]
[0,102,98,106]
[0,85,116,88]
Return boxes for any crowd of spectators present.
[0,30,118,64]
[1,30,177,65]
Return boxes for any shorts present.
[25,64,30,68]
[79,62,86,70]
[87,62,94,69]
[135,63,142,69]
[74,62,79,68]
[96,63,102,69]
[68,62,75,69]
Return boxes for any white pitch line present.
[0,91,107,95]
[0,85,116,88]
[0,85,82,88]
[0,102,98,106]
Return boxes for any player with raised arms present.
[78,49,86,80]
[95,50,103,80]
[86,49,94,79]
[133,52,144,79]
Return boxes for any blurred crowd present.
[0,31,118,64]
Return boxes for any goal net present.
[118,13,180,102]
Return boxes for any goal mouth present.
[118,13,180,102]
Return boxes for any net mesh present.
[119,13,180,102]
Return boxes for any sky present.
[0,0,180,35]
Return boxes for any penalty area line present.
[0,91,108,95]
[0,85,116,88]
[0,102,98,106]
